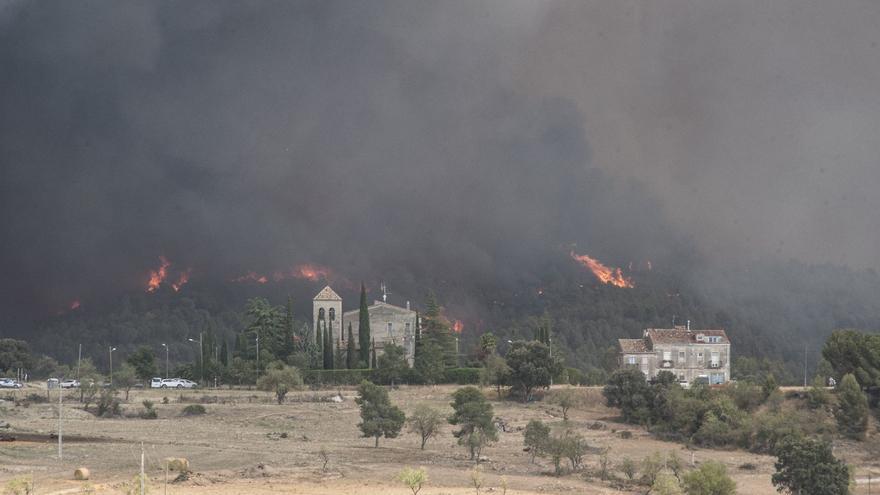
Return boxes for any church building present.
[312,286,418,365]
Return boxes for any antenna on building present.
[687,319,691,331]
[380,282,390,303]
[672,315,676,327]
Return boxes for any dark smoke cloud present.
[1,1,878,327]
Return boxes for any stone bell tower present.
[312,286,343,341]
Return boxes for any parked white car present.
[0,378,23,389]
[150,377,164,389]
[60,379,80,389]
[159,378,198,389]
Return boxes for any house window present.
[405,322,410,334]
[663,351,672,361]
[627,356,637,365]
[678,351,686,362]
[711,352,720,366]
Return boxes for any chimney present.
[687,320,691,331]
[406,300,410,310]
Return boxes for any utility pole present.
[188,333,204,383]
[140,442,145,495]
[109,346,117,386]
[803,344,808,389]
[161,343,169,378]
[255,335,260,376]
[58,385,63,461]
[76,344,82,381]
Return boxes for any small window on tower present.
[388,322,393,333]
[318,308,325,320]
[329,308,336,321]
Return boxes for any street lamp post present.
[109,347,117,386]
[161,343,169,378]
[255,335,261,376]
[188,333,203,383]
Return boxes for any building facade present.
[618,326,731,385]
[312,286,417,366]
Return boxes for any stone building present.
[312,286,417,365]
[618,325,731,385]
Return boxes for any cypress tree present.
[347,323,356,369]
[316,321,324,369]
[327,320,335,370]
[413,312,422,365]
[219,340,229,367]
[371,338,378,369]
[358,283,371,367]
[836,373,869,440]
[282,296,295,358]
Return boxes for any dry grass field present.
[1,384,879,494]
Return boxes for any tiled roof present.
[646,328,729,345]
[313,286,342,301]
[618,338,649,353]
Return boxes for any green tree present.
[762,373,779,402]
[806,375,831,410]
[477,333,497,362]
[772,437,850,495]
[683,461,736,495]
[246,298,285,360]
[280,296,296,361]
[604,368,652,424]
[377,343,408,386]
[114,363,138,401]
[346,323,356,369]
[835,373,868,440]
[325,320,335,370]
[479,353,510,398]
[506,340,562,402]
[356,380,405,447]
[0,339,35,373]
[256,364,303,404]
[523,419,550,463]
[822,329,880,389]
[416,341,445,386]
[408,404,444,450]
[358,284,372,367]
[815,358,834,385]
[448,387,498,460]
[371,338,378,369]
[315,321,324,369]
[421,291,456,367]
[126,346,158,382]
[551,388,579,421]
[396,467,428,495]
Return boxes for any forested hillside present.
[16,255,880,383]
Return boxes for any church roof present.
[313,286,342,301]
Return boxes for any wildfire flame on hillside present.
[234,263,334,285]
[69,300,81,310]
[453,320,463,334]
[231,271,268,284]
[570,251,635,288]
[146,256,171,292]
[171,268,192,292]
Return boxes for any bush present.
[96,389,121,418]
[683,461,736,495]
[442,368,481,385]
[181,404,206,416]
[301,369,375,386]
[396,467,428,495]
[139,400,158,419]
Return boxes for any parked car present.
[0,378,23,389]
[159,378,198,389]
[150,377,164,388]
[47,378,60,389]
[60,379,80,389]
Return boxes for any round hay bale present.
[74,467,90,480]
[165,457,189,472]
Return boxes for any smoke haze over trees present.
[2,1,880,374]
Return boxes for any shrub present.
[396,467,428,495]
[683,461,736,495]
[652,473,684,495]
[835,373,868,440]
[806,376,831,410]
[442,368,481,385]
[139,400,158,419]
[181,404,206,416]
[96,389,121,418]
[256,365,303,404]
[549,388,579,421]
[408,404,444,450]
[523,420,551,463]
[619,457,637,481]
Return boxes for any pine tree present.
[358,283,371,367]
[835,373,869,440]
[371,338,378,369]
[347,323,356,369]
[421,291,456,367]
[281,296,295,360]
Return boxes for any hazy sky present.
[2,0,879,323]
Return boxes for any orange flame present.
[292,264,331,282]
[147,256,172,292]
[171,268,192,292]
[453,320,464,334]
[69,300,81,310]
[231,271,268,284]
[570,251,634,288]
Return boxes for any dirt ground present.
[0,385,877,494]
